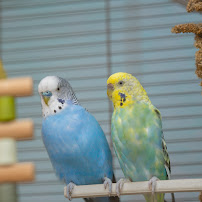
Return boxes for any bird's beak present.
[42,91,52,106]
[43,96,50,106]
[107,83,114,100]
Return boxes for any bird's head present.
[107,72,150,109]
[38,76,78,118]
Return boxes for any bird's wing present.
[154,108,171,180]
[162,135,171,179]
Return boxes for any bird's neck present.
[41,98,68,118]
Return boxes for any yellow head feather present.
[107,72,150,109]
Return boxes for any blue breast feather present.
[42,104,113,185]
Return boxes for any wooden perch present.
[0,163,35,183]
[0,119,34,140]
[64,179,202,198]
[0,77,33,97]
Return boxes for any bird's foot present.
[66,182,76,201]
[148,176,159,195]
[103,177,112,195]
[116,178,130,197]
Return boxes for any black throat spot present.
[119,92,127,102]
[58,98,65,104]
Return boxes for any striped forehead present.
[107,72,133,84]
[38,76,60,93]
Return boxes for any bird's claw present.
[66,182,76,200]
[148,176,159,195]
[116,178,129,197]
[103,177,112,195]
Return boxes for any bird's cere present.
[107,83,114,91]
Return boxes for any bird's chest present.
[111,105,165,181]
[42,114,85,161]
[112,106,151,144]
[42,99,67,118]
[111,105,160,162]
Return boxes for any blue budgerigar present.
[38,76,119,202]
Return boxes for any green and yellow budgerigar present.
[107,72,174,202]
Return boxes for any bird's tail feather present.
[144,193,164,202]
[171,193,175,202]
[84,196,120,202]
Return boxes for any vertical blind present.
[1,0,202,201]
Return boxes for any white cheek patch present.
[41,96,67,118]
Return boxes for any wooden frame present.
[0,119,34,140]
[0,77,33,96]
[0,163,35,183]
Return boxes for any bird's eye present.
[57,88,60,91]
[118,81,124,85]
